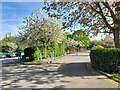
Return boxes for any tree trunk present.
[42,41,47,59]
[44,43,47,58]
[44,46,47,58]
[113,29,120,48]
[114,1,120,48]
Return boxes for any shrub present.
[90,48,120,74]
[91,45,104,50]
[23,47,34,62]
[34,47,40,61]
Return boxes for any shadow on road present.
[2,63,67,88]
[58,62,97,76]
[2,62,100,88]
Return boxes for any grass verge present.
[111,74,120,83]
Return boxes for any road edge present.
[87,63,120,83]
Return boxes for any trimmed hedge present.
[90,48,120,74]
[23,47,34,62]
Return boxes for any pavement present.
[1,51,119,89]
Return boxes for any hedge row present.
[90,48,120,74]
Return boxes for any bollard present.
[40,53,42,61]
[51,52,54,62]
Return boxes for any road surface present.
[1,51,119,89]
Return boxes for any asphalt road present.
[0,57,19,65]
[1,52,119,89]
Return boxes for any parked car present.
[11,53,16,57]
[0,54,6,59]
[15,52,21,57]
[6,53,16,58]
[21,52,24,56]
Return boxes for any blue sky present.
[1,1,106,40]
[1,2,44,39]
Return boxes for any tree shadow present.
[58,62,99,76]
[2,63,66,88]
[2,61,100,89]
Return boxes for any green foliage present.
[0,36,23,53]
[67,30,90,48]
[72,30,90,47]
[42,47,47,59]
[1,37,12,46]
[45,41,65,58]
[2,46,9,53]
[34,47,40,61]
[91,45,104,50]
[90,48,120,73]
[54,43,59,57]
[2,42,18,53]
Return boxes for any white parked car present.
[0,54,6,59]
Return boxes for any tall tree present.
[43,1,120,48]
[19,9,64,58]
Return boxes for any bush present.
[90,48,120,74]
[34,47,40,61]
[23,47,34,62]
[91,45,104,50]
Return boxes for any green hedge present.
[90,48,120,74]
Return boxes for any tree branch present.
[90,4,100,14]
[102,2,115,22]
[95,2,114,30]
